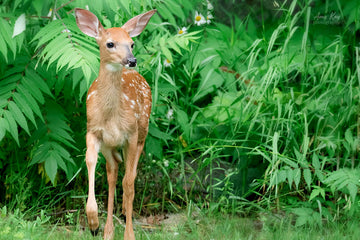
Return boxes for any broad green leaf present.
[312,154,320,170]
[277,169,287,185]
[45,152,58,185]
[176,109,189,133]
[303,168,311,189]
[146,136,163,159]
[309,188,320,201]
[149,124,173,140]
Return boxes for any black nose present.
[127,58,137,67]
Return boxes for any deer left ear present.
[122,9,157,38]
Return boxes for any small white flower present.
[61,29,71,33]
[207,0,214,11]
[194,11,206,26]
[206,13,214,24]
[85,5,90,10]
[164,160,169,167]
[47,8,53,17]
[164,59,172,67]
[166,109,174,120]
[177,27,187,35]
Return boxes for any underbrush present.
[0,0,360,232]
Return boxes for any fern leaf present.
[32,20,66,48]
[0,18,16,60]
[0,33,8,61]
[12,92,37,127]
[25,68,52,97]
[8,101,29,135]
[16,84,44,122]
[303,168,312,189]
[32,17,100,82]
[44,149,59,185]
[3,110,19,145]
[0,117,9,141]
[324,168,360,202]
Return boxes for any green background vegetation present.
[0,0,360,238]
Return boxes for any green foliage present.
[0,0,360,229]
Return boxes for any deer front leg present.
[122,138,143,240]
[102,147,119,240]
[86,132,100,235]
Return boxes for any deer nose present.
[127,57,137,67]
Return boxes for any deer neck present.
[96,62,125,112]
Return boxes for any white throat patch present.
[106,63,122,72]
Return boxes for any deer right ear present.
[75,8,104,38]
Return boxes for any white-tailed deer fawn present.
[75,8,156,240]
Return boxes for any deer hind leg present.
[102,147,119,240]
[85,132,100,235]
[122,137,144,240]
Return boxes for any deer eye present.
[106,42,114,48]
[131,43,135,49]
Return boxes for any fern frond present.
[324,168,360,202]
[32,18,99,83]
[29,100,77,184]
[152,31,201,63]
[30,141,75,185]
[0,60,53,144]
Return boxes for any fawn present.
[75,8,156,240]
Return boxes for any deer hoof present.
[90,227,99,236]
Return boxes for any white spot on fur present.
[123,94,129,101]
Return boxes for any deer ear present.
[75,8,104,38]
[122,10,157,37]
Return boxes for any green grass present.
[1,208,359,240]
